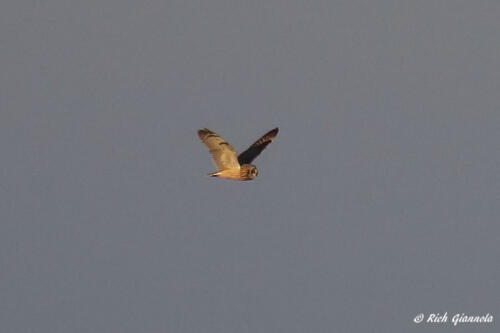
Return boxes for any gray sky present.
[1,0,499,332]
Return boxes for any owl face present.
[243,164,258,179]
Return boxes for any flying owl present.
[197,127,279,181]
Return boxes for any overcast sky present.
[1,1,499,332]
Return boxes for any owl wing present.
[198,128,240,171]
[238,128,279,165]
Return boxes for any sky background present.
[1,1,499,332]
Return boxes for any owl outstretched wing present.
[237,128,279,165]
[198,128,240,171]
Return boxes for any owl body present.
[209,164,258,180]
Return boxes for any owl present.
[198,127,279,180]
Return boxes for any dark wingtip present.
[266,127,279,139]
[197,128,213,140]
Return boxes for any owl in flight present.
[198,127,279,181]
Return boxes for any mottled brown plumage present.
[197,127,278,181]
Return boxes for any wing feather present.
[238,128,279,165]
[198,128,240,170]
